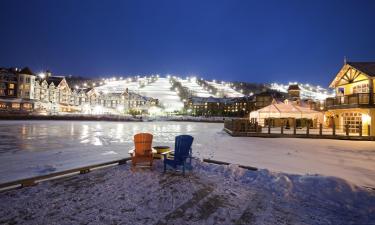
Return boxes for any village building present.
[0,67,36,112]
[325,62,375,135]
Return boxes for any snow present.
[138,78,184,112]
[207,81,244,97]
[179,79,212,97]
[0,160,374,225]
[0,121,375,188]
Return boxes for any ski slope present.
[179,78,212,97]
[95,77,183,112]
[139,78,183,112]
[207,81,244,97]
[95,78,144,93]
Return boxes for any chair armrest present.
[161,150,173,159]
[128,149,135,156]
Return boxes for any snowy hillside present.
[139,78,184,112]
[179,78,212,97]
[207,81,244,97]
[94,76,247,112]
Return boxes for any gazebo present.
[250,101,324,128]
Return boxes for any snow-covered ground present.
[138,78,184,112]
[0,160,374,225]
[207,81,244,97]
[179,78,212,97]
[0,121,374,188]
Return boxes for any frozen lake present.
[0,120,375,187]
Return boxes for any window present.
[26,77,31,83]
[23,103,32,109]
[0,103,6,109]
[8,90,14,95]
[353,83,369,93]
[9,83,15,89]
[12,103,20,109]
[0,90,4,96]
[343,112,362,133]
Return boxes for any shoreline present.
[0,114,226,123]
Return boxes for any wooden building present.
[325,62,375,135]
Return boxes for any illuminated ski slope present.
[139,78,183,112]
[207,81,244,97]
[179,78,212,97]
[95,78,145,93]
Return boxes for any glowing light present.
[362,114,371,124]
[38,73,46,79]
[93,105,103,115]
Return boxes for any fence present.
[0,158,131,191]
[224,118,374,140]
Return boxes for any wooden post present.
[268,118,271,134]
[306,121,310,136]
[345,124,349,136]
[319,123,322,136]
[359,122,362,137]
[293,118,296,135]
[368,125,371,136]
[332,120,336,136]
[281,120,284,134]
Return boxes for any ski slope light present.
[38,73,46,79]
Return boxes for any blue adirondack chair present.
[163,135,194,175]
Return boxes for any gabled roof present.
[19,67,34,75]
[46,76,64,86]
[329,62,375,88]
[347,62,375,77]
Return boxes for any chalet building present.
[287,84,301,100]
[0,67,36,112]
[325,62,375,134]
[254,90,286,109]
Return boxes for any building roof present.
[347,62,375,77]
[19,67,34,75]
[46,76,64,85]
[287,84,300,91]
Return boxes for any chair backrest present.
[134,133,153,156]
[174,135,194,162]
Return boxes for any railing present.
[325,93,375,108]
[0,158,131,190]
[224,119,374,140]
[224,118,262,133]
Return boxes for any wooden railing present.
[0,157,131,191]
[325,93,375,108]
[224,118,262,133]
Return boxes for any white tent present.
[250,101,324,126]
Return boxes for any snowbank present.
[0,160,373,225]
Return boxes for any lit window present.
[9,83,15,89]
[8,90,14,95]
[12,103,20,109]
[23,103,32,109]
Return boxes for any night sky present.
[0,0,374,86]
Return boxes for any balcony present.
[325,93,375,109]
